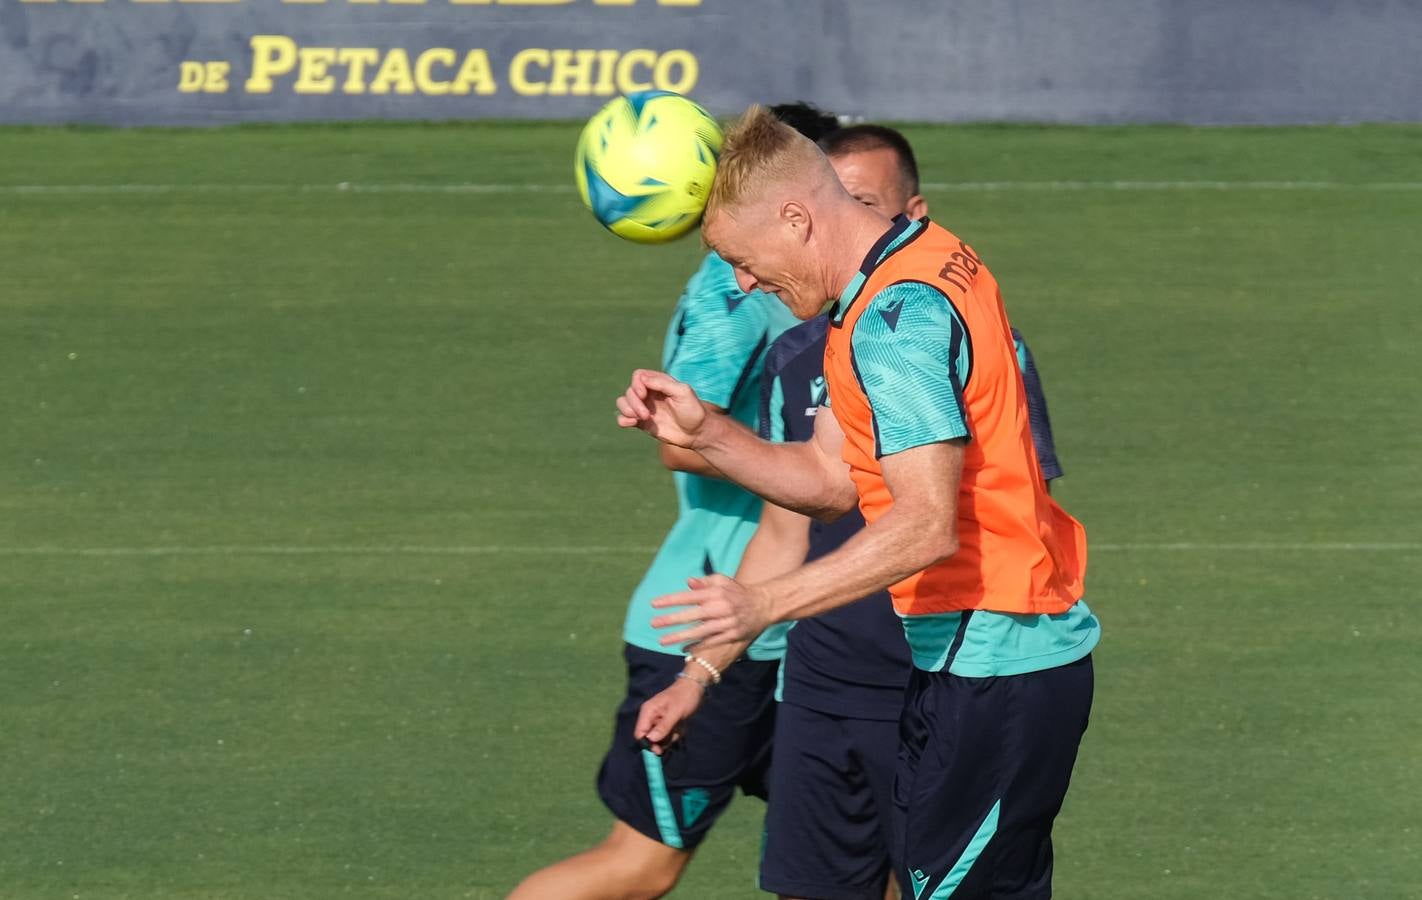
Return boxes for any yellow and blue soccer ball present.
[575,90,724,244]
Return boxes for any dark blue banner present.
[2,0,1420,125]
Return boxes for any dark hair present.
[818,124,920,196]
[768,101,841,144]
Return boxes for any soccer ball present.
[575,91,724,244]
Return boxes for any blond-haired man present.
[617,107,1100,900]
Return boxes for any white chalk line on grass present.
[0,545,631,557]
[922,180,1422,192]
[2,180,1422,196]
[0,179,571,191]
[0,542,1416,558]
[1092,542,1421,551]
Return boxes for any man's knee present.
[597,823,692,898]
[617,866,681,900]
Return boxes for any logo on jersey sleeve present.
[804,375,828,416]
[878,296,906,332]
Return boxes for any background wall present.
[2,0,1421,125]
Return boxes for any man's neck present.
[822,205,897,303]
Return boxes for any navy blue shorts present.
[895,655,1094,900]
[597,644,778,851]
[761,701,902,900]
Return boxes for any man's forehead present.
[830,147,898,180]
[701,207,742,253]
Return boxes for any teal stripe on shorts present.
[640,748,684,849]
[925,799,1001,899]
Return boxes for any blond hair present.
[705,105,828,220]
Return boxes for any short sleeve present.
[850,282,972,458]
[1012,329,1064,481]
[759,370,787,442]
[666,263,769,410]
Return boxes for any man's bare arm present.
[751,439,962,621]
[740,502,813,583]
[691,407,854,520]
[650,439,965,649]
[634,502,812,751]
[681,502,813,669]
[658,401,729,477]
[617,370,855,519]
[659,445,721,477]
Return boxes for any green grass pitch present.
[2,122,1420,899]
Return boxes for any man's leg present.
[895,656,1094,900]
[507,819,692,900]
[761,702,894,900]
[851,715,905,900]
[513,644,779,899]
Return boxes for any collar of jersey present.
[829,214,927,327]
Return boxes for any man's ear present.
[905,194,929,220]
[781,200,812,244]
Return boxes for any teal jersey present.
[849,280,973,457]
[623,252,800,659]
[850,278,1101,676]
[900,602,1101,677]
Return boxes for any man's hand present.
[615,369,710,449]
[650,574,774,651]
[633,674,706,756]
